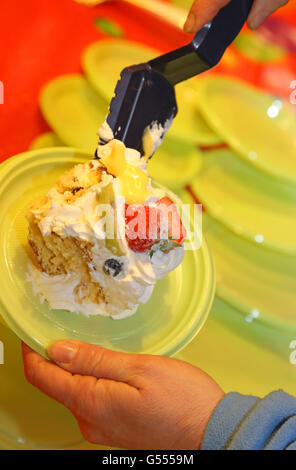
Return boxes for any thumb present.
[48,340,144,387]
[22,342,139,423]
[184,0,230,33]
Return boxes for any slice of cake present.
[27,139,186,319]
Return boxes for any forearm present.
[202,390,296,450]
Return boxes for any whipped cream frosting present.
[142,118,173,159]
[98,120,114,143]
[98,117,173,160]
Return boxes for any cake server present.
[99,0,253,157]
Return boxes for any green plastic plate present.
[197,76,296,185]
[29,132,65,150]
[40,74,108,153]
[0,148,215,359]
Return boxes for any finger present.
[184,0,230,33]
[22,342,89,409]
[22,342,138,424]
[47,340,145,387]
[247,0,289,29]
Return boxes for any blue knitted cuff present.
[201,390,296,450]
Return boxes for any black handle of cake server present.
[149,0,254,85]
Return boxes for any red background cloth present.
[1,0,296,163]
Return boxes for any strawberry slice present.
[157,197,186,244]
[125,204,160,253]
[125,198,186,253]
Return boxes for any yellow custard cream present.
[26,140,184,319]
[99,139,152,204]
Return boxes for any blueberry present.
[103,259,123,277]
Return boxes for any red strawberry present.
[125,198,186,253]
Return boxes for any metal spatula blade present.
[99,0,253,157]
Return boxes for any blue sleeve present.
[201,390,296,450]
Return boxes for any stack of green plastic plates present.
[180,186,296,331]
[182,76,296,331]
[203,213,296,331]
[190,148,296,254]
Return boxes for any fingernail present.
[248,10,268,30]
[184,12,196,33]
[48,341,77,363]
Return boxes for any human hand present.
[184,0,289,33]
[22,340,224,450]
